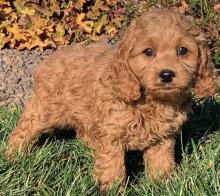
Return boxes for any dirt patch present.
[0,49,54,107]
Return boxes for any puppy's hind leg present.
[7,95,59,159]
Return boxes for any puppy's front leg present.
[143,137,176,179]
[93,139,125,191]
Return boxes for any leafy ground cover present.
[0,1,219,58]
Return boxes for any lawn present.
[0,98,219,195]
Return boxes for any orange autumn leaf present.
[213,4,220,12]
[177,0,190,14]
[76,13,94,33]
[0,0,126,50]
[77,0,85,9]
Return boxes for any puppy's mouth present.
[154,81,190,91]
[145,84,190,99]
[156,86,189,93]
[153,84,180,91]
[158,84,176,90]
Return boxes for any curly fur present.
[7,9,217,190]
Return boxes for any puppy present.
[7,9,216,190]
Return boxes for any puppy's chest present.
[147,107,187,133]
[125,105,188,150]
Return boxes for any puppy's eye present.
[143,48,154,56]
[177,47,188,55]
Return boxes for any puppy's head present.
[103,9,217,102]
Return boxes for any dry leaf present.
[76,13,94,33]
[13,0,36,15]
[106,25,117,37]
[54,22,68,45]
[3,7,12,14]
[106,0,117,6]
[0,32,6,49]
[0,0,126,50]
[7,24,28,42]
[50,0,60,15]
[77,0,85,9]
[213,4,220,12]
[93,14,108,34]
[93,0,110,12]
[177,0,190,14]
[27,37,56,51]
[112,15,124,28]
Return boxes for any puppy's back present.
[32,43,110,97]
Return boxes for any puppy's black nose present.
[159,69,175,83]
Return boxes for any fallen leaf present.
[3,7,12,14]
[106,0,117,6]
[76,13,94,33]
[106,25,117,37]
[93,14,108,34]
[77,0,85,9]
[26,37,56,51]
[213,4,220,12]
[177,0,190,14]
[0,32,6,49]
[50,0,60,15]
[93,0,110,12]
[54,23,68,45]
[13,0,36,15]
[112,15,124,28]
[7,24,28,42]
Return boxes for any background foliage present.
[0,0,127,50]
[0,0,219,60]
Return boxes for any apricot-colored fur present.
[7,9,216,190]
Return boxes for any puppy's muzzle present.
[159,69,175,83]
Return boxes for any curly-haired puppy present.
[7,9,216,190]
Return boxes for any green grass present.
[0,99,219,195]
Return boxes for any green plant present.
[0,0,126,50]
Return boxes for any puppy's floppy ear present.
[194,35,217,98]
[102,20,141,102]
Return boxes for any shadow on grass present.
[33,98,220,183]
[126,98,220,182]
[34,127,76,147]
[175,97,220,163]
